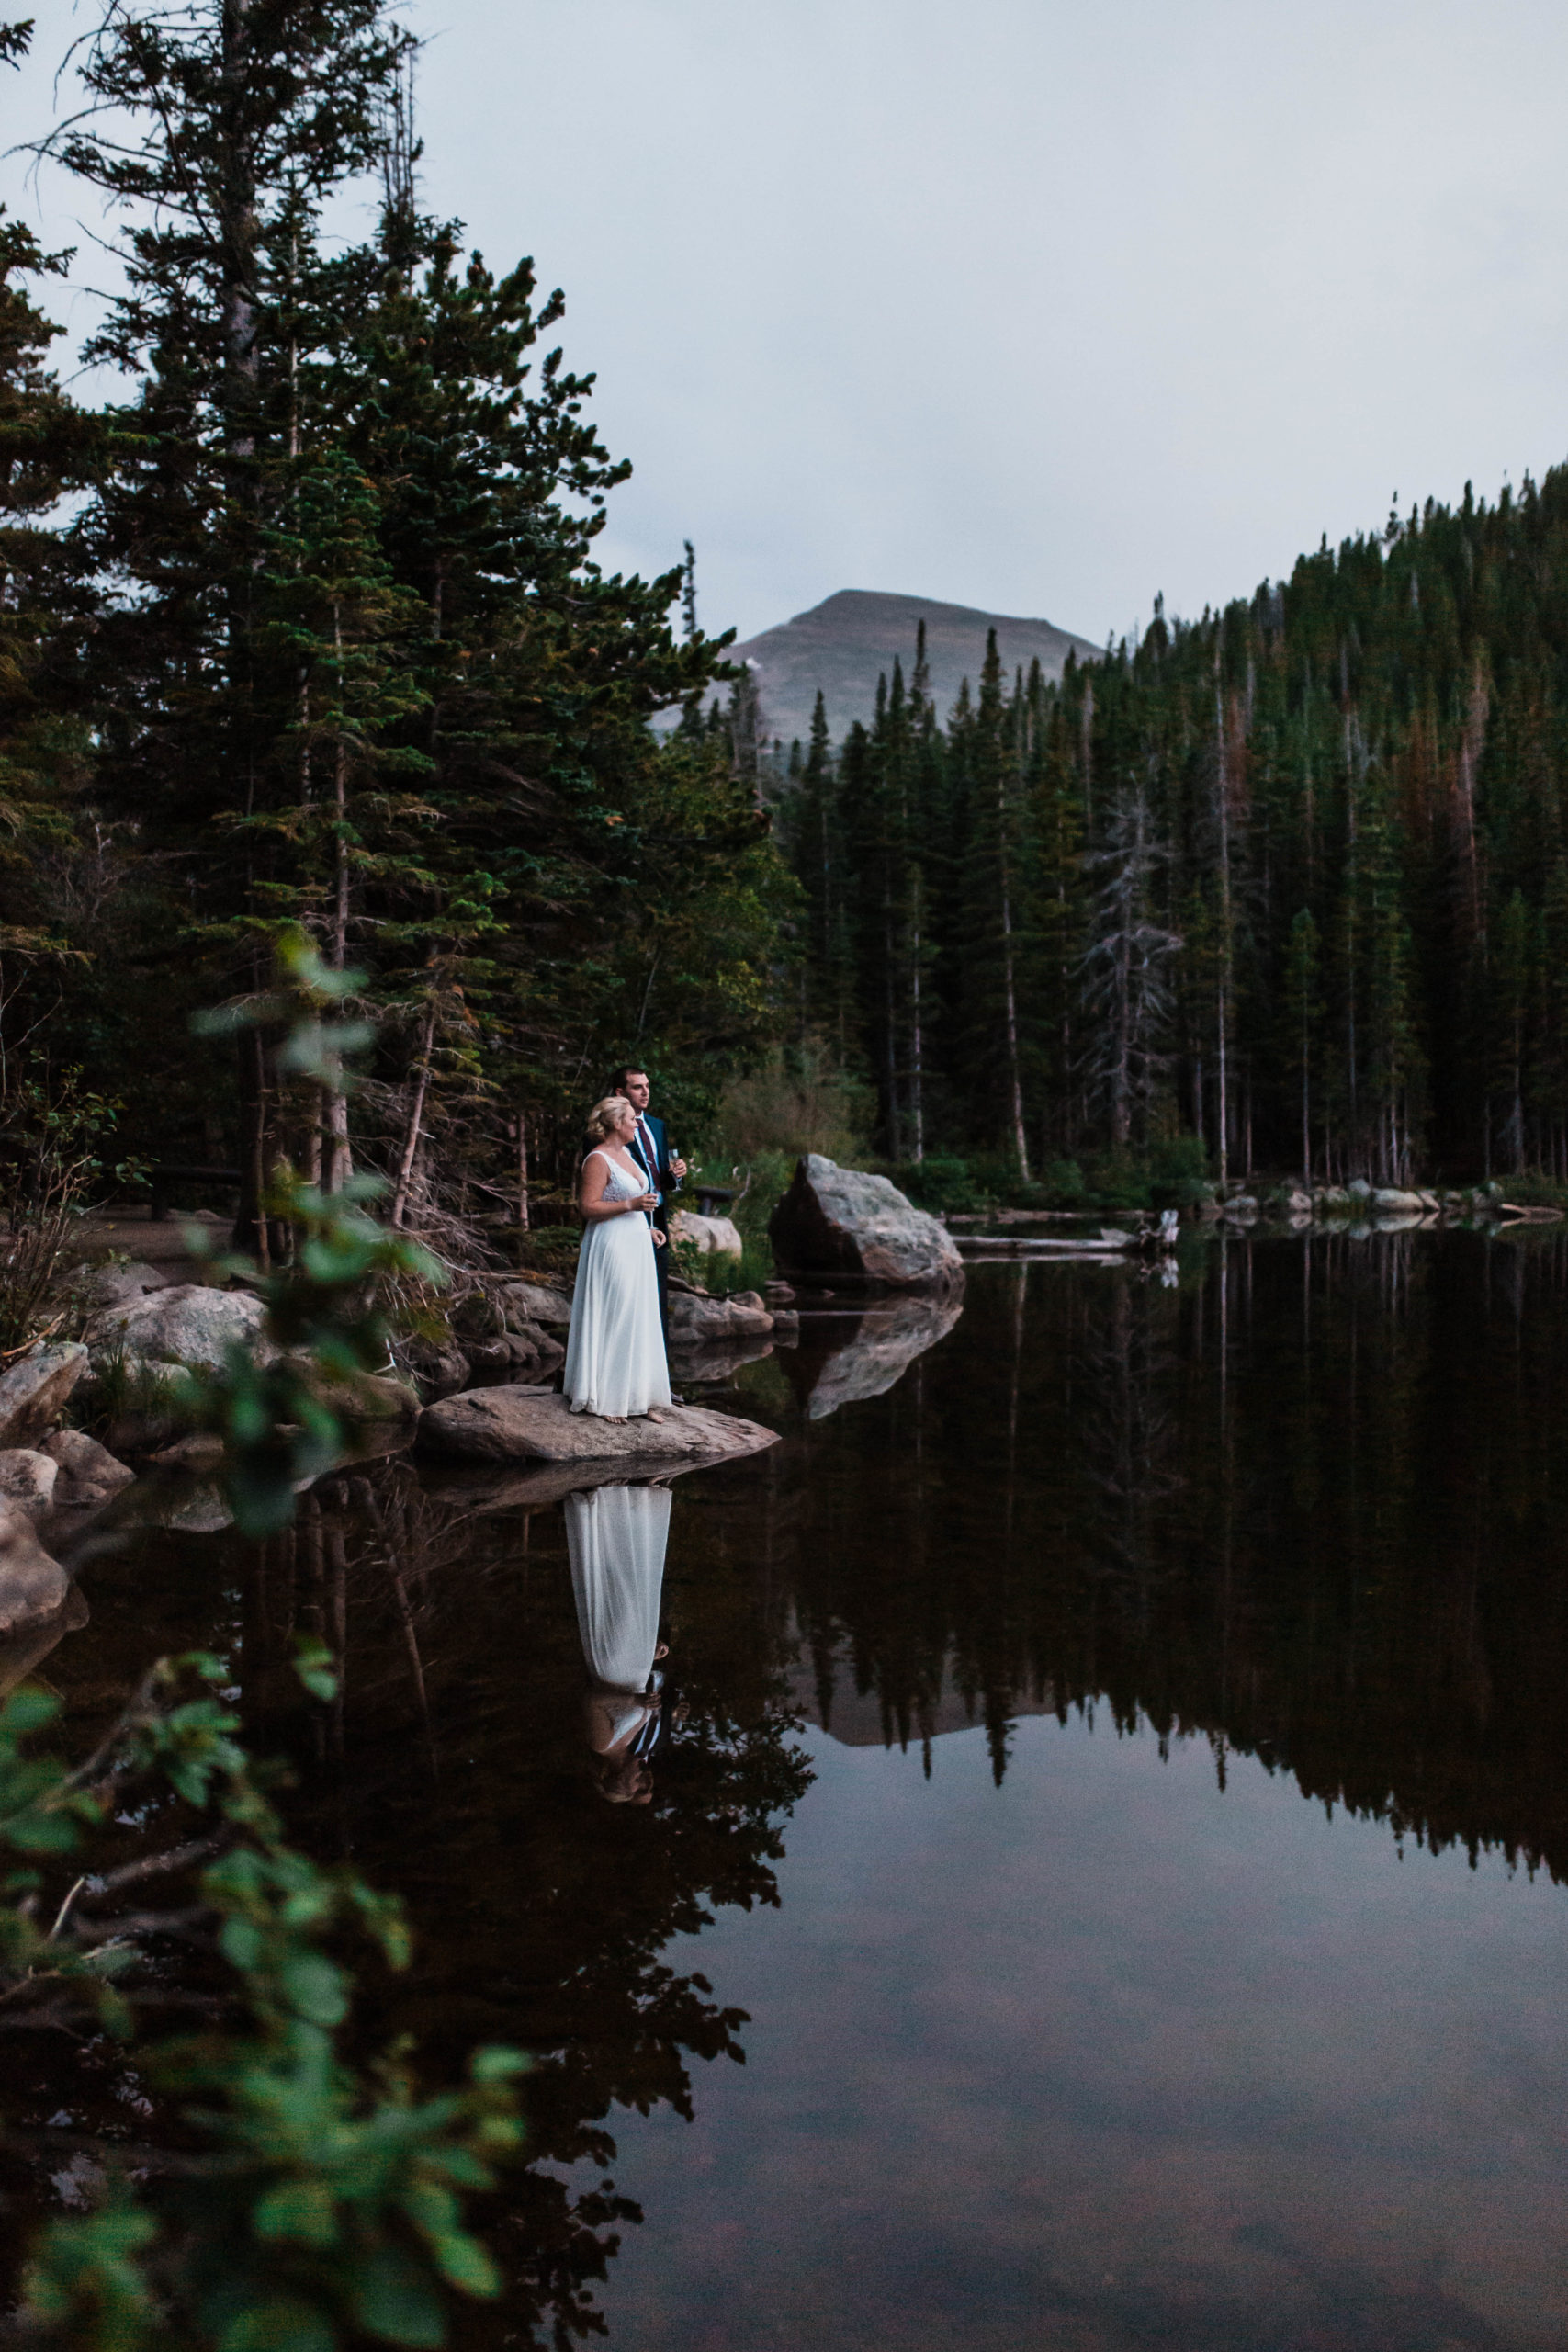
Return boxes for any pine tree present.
[1079,778,1181,1148]
[956,629,1032,1174]
[1283,908,1322,1180]
[34,6,759,1227]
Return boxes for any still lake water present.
[43,1232,1568,2348]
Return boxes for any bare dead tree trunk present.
[243,1026,270,1271]
[324,1093,352,1196]
[1111,915,1132,1148]
[884,889,899,1160]
[1079,678,1095,836]
[998,778,1030,1181]
[221,3,267,1257]
[323,621,353,1196]
[909,876,925,1163]
[1214,658,1233,1189]
[390,998,437,1229]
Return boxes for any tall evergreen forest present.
[0,3,787,1245]
[780,479,1568,1191]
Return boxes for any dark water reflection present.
[31,1231,1568,2346]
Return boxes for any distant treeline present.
[774,472,1568,1186]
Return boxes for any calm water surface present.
[39,1232,1568,2348]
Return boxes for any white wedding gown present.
[563,1149,672,1418]
[566,1483,672,1694]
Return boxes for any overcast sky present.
[8,0,1568,645]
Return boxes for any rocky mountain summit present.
[708,588,1100,748]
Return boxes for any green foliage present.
[9,1650,525,2351]
[188,930,442,1533]
[6,946,525,2346]
[1037,1157,1089,1207]
[710,1046,873,1165]
[888,1155,976,1215]
[0,1064,141,1351]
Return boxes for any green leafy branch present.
[7,1645,526,2352]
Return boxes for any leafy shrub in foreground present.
[8,935,526,2346]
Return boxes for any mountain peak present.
[720,588,1100,745]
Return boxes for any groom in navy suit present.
[612,1065,685,1351]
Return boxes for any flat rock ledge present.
[414,1385,780,1467]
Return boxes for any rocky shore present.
[1195,1178,1556,1229]
[0,1242,806,1681]
[31,1146,1529,1676]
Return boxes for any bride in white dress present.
[566,1482,672,1804]
[563,1096,673,1420]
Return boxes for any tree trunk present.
[909,885,924,1163]
[233,1024,270,1268]
[998,779,1030,1180]
[390,999,437,1227]
[1214,663,1233,1189]
[325,1090,353,1196]
[332,612,349,973]
[883,893,899,1159]
[1301,1031,1310,1184]
[1111,920,1132,1149]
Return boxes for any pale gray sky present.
[9,0,1568,645]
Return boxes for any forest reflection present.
[785,1232,1568,1883]
[35,1228,1568,2343]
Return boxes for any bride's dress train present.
[563,1150,672,1418]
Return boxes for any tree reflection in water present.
[216,1464,813,2347]
[784,1230,1568,1878]
[22,1228,1568,2341]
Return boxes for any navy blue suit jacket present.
[627,1111,679,1232]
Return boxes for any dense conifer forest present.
[0,3,785,1246]
[9,0,1568,1224]
[777,478,1568,1193]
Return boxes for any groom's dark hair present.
[610,1064,649,1095]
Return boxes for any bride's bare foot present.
[646,1408,667,1423]
[604,1413,628,1425]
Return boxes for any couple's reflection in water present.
[566,1481,682,1805]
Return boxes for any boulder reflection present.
[785,1291,964,1419]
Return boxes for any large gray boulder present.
[416,1387,779,1468]
[0,1342,89,1448]
[0,1498,70,1633]
[667,1289,773,1344]
[461,1329,565,1385]
[494,1279,573,1331]
[769,1155,964,1291]
[0,1582,86,1701]
[668,1209,743,1261]
[71,1260,171,1311]
[41,1428,134,1506]
[0,1449,57,1517]
[87,1283,270,1376]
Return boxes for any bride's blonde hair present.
[583,1094,632,1146]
